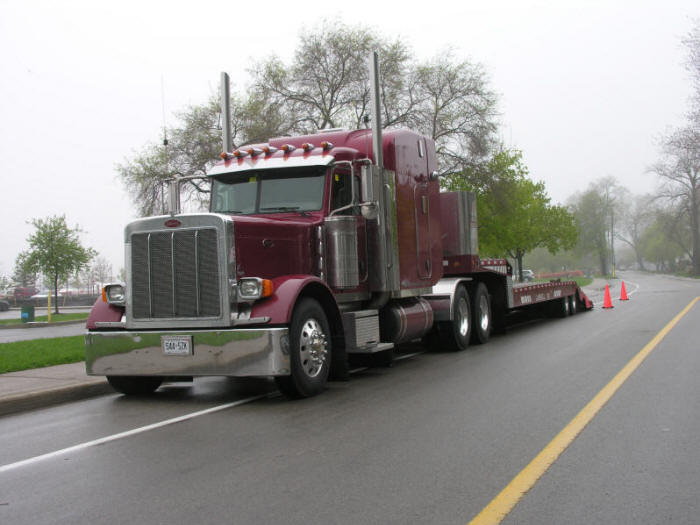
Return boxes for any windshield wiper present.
[260,206,300,212]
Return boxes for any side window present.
[330,171,357,213]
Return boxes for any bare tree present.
[683,19,700,122]
[118,22,499,215]
[616,192,655,271]
[650,126,700,275]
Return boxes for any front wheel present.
[107,376,163,395]
[275,298,332,399]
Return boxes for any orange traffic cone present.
[603,284,614,309]
[620,281,629,301]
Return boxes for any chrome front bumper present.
[85,328,290,377]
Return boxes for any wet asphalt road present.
[0,272,699,524]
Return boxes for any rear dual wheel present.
[471,283,492,345]
[437,285,472,351]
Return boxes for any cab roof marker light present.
[321,141,334,150]
[262,145,278,155]
[246,147,263,157]
[281,144,296,153]
[302,142,315,152]
[233,149,248,158]
[220,151,233,160]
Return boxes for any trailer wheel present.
[568,294,577,315]
[107,376,163,395]
[552,297,569,318]
[438,285,472,351]
[471,282,492,344]
[275,298,331,399]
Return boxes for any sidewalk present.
[0,362,112,417]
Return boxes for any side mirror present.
[360,164,381,220]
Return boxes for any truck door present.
[329,168,368,286]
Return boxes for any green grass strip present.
[0,313,88,326]
[0,336,85,374]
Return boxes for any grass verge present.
[0,313,89,326]
[0,336,84,374]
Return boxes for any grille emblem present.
[165,219,181,228]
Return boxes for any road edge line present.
[0,393,270,474]
[468,296,700,525]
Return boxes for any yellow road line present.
[468,296,700,525]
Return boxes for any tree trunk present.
[634,246,646,271]
[691,186,700,276]
[53,274,60,315]
[516,248,524,281]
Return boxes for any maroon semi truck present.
[85,55,592,398]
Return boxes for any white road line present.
[1,351,427,474]
[0,393,269,474]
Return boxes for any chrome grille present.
[131,229,220,319]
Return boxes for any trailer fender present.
[424,277,473,321]
[250,275,347,380]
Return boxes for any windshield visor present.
[211,166,326,214]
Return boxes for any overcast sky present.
[0,0,697,283]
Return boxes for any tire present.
[568,294,577,315]
[274,298,332,399]
[107,376,163,395]
[437,285,471,351]
[552,297,569,318]
[471,282,492,344]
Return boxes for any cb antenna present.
[161,75,168,147]
[161,75,169,214]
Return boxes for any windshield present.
[210,166,326,214]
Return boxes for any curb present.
[0,381,113,417]
[0,319,87,331]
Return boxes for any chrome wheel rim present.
[457,297,470,337]
[479,295,489,332]
[299,318,328,378]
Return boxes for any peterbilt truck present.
[85,54,592,398]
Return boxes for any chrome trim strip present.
[170,231,176,315]
[390,287,433,299]
[94,321,126,328]
[85,327,290,377]
[194,230,200,315]
[147,233,153,317]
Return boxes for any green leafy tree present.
[568,178,621,276]
[12,252,37,289]
[17,215,96,313]
[443,149,577,278]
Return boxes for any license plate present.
[162,335,193,356]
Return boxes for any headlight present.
[102,284,125,306]
[238,278,274,301]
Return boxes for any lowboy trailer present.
[85,54,592,398]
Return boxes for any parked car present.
[0,299,9,312]
[521,269,535,282]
